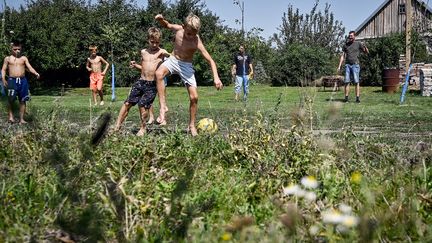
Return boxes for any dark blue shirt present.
[233,53,252,76]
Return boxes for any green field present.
[1,85,431,242]
[14,85,432,138]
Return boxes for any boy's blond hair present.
[148,27,162,40]
[89,45,98,51]
[184,13,201,32]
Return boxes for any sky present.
[4,0,432,38]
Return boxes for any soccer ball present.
[197,118,218,134]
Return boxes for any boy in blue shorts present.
[1,42,40,124]
[114,27,169,136]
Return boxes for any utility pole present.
[406,0,412,71]
[233,0,245,38]
[108,0,116,101]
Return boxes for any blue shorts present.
[125,79,157,109]
[7,77,30,102]
[344,64,360,84]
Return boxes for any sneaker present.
[356,98,360,103]
[100,101,104,106]
[344,97,349,103]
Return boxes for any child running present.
[114,27,169,136]
[86,45,109,106]
[154,13,223,136]
[1,42,40,124]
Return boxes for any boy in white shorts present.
[154,13,223,136]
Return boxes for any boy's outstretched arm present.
[155,14,182,31]
[197,38,223,90]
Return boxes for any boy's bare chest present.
[89,57,101,64]
[175,36,197,51]
[8,56,25,66]
[142,52,161,63]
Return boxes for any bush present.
[268,43,336,86]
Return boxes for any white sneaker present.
[100,101,104,106]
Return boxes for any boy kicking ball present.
[154,13,223,136]
[114,27,169,136]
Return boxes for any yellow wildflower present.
[350,171,362,184]
[221,232,232,241]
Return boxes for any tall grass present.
[0,86,431,242]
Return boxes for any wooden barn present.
[355,0,432,40]
[354,0,432,95]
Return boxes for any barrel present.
[382,68,400,93]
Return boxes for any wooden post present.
[406,0,412,71]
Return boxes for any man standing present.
[1,42,40,124]
[232,45,253,101]
[337,31,369,103]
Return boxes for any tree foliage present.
[269,0,345,86]
[360,32,432,86]
[1,0,382,89]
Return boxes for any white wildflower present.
[300,176,319,189]
[322,209,344,224]
[283,184,300,196]
[304,191,317,201]
[339,203,352,214]
[341,215,359,227]
[309,225,320,235]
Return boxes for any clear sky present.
[4,0,432,38]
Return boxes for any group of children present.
[2,13,223,136]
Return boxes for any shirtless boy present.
[86,45,109,106]
[1,42,40,124]
[154,13,223,136]
[114,27,169,136]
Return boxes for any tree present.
[269,1,345,86]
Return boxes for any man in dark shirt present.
[337,31,369,103]
[232,45,253,101]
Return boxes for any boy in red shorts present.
[86,45,109,106]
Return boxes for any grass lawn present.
[6,84,432,139]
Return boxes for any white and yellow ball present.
[197,118,218,134]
